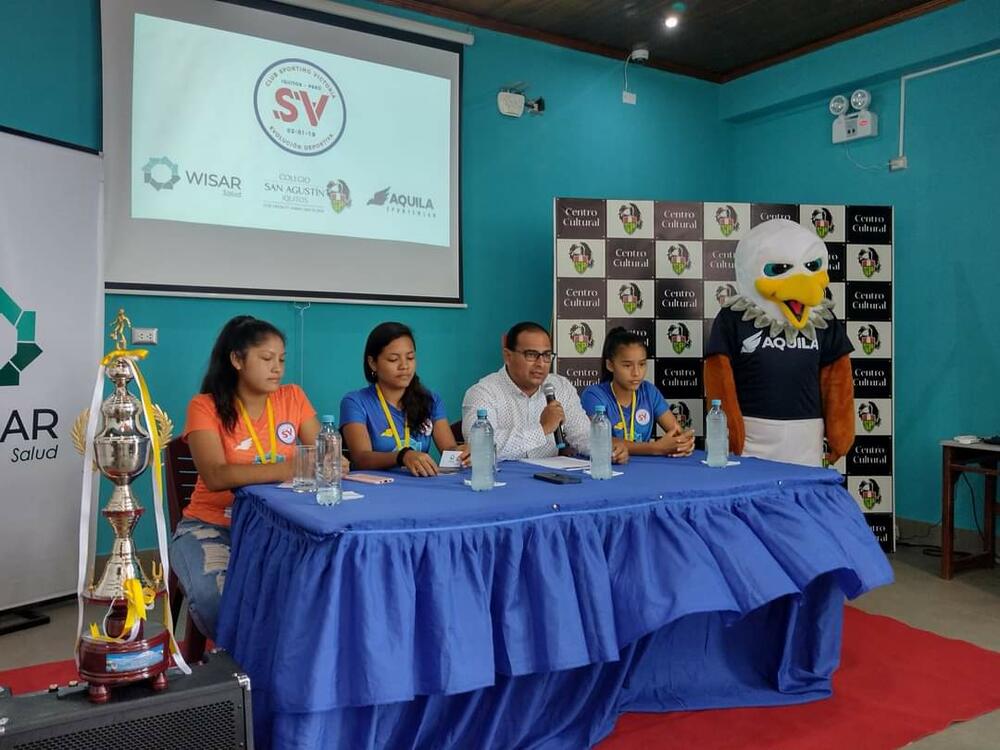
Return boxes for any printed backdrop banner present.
[554,198,895,551]
[0,133,103,609]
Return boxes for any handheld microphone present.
[542,382,566,449]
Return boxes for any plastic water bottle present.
[589,405,613,479]
[470,408,495,491]
[706,399,729,468]
[316,415,343,505]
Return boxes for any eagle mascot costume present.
[704,219,855,467]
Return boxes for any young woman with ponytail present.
[580,326,695,457]
[171,315,329,638]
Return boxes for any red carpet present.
[600,607,1000,750]
[0,657,77,695]
[2,611,998,750]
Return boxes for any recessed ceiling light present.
[665,15,679,28]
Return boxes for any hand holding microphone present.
[541,382,567,449]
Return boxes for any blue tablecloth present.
[217,454,892,750]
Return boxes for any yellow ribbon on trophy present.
[127,355,188,669]
[100,348,149,366]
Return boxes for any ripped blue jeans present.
[169,518,231,640]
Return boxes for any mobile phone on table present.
[533,472,582,485]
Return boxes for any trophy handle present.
[74,406,174,454]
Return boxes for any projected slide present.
[131,14,451,247]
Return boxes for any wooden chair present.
[164,438,207,663]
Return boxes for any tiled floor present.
[1,547,997,748]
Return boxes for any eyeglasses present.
[511,349,555,363]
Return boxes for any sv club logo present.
[254,59,347,156]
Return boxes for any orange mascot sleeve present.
[820,354,854,462]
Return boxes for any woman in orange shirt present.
[170,315,332,639]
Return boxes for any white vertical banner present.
[0,131,102,610]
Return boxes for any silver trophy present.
[89,355,154,600]
[76,310,172,703]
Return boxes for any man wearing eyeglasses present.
[462,321,628,463]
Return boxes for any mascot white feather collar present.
[727,218,835,344]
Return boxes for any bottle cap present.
[711,399,721,407]
[477,408,487,418]
[320,414,336,424]
[594,404,606,413]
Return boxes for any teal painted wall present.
[718,0,1000,532]
[1,0,724,549]
[2,0,997,550]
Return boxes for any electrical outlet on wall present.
[131,327,158,345]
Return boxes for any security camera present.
[497,91,525,117]
[629,46,649,63]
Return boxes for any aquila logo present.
[858,478,882,510]
[367,186,391,206]
[142,156,180,191]
[568,322,595,354]
[326,180,351,213]
[715,205,739,237]
[618,202,642,235]
[366,186,436,215]
[741,331,763,354]
[667,322,691,354]
[858,246,881,278]
[618,283,643,315]
[857,324,881,355]
[858,401,882,432]
[669,401,692,431]
[715,283,738,307]
[667,244,691,275]
[569,243,594,274]
[811,207,835,239]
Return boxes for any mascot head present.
[729,219,834,343]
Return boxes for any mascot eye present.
[762,263,793,277]
[805,257,823,272]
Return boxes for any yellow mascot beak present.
[755,271,829,329]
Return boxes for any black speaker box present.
[0,650,252,750]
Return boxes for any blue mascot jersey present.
[706,307,853,420]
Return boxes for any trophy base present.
[78,629,172,704]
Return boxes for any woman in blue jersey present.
[581,327,695,457]
[341,322,462,476]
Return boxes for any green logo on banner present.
[618,203,642,235]
[0,287,42,386]
[859,478,882,511]
[858,401,881,433]
[811,207,835,239]
[142,156,181,191]
[618,283,643,315]
[667,322,691,354]
[714,205,740,237]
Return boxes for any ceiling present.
[374,0,957,81]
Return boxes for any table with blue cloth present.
[216,454,893,750]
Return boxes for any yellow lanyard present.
[236,397,276,463]
[610,383,636,442]
[375,383,410,451]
